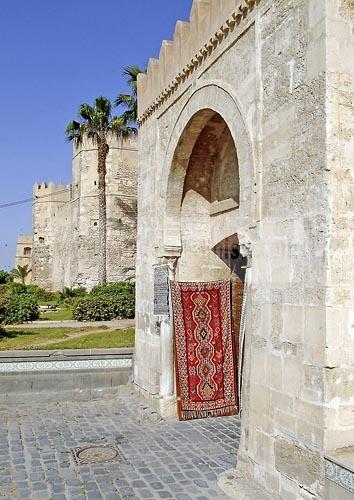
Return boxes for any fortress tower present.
[30,136,138,291]
[71,135,138,289]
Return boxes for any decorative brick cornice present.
[138,0,259,124]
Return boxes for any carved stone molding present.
[138,0,259,124]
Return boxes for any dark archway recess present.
[212,233,247,405]
[176,110,246,386]
[182,112,240,207]
[168,108,246,418]
[164,109,242,254]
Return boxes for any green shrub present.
[0,282,27,297]
[0,282,54,302]
[24,284,55,302]
[0,300,5,335]
[57,287,87,304]
[90,282,134,299]
[72,283,135,321]
[73,297,115,321]
[0,295,39,324]
[0,297,6,326]
[0,270,13,284]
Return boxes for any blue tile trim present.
[325,457,354,493]
[0,358,132,373]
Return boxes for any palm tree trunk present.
[97,131,109,285]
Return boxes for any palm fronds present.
[12,265,31,285]
[114,65,144,127]
[66,96,133,144]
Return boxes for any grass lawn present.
[40,327,135,350]
[39,308,73,321]
[38,300,59,307]
[0,326,134,350]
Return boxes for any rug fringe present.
[180,405,237,420]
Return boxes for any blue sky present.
[0,0,192,270]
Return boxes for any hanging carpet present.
[171,280,238,421]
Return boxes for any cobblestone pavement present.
[0,385,241,500]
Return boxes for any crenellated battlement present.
[138,0,259,123]
[33,182,70,198]
[72,135,138,158]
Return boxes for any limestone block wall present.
[50,193,74,291]
[71,140,102,288]
[106,139,137,283]
[324,0,354,452]
[31,183,71,290]
[31,136,138,291]
[135,0,353,498]
[72,136,138,289]
[14,234,33,284]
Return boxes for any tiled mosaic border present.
[325,457,354,493]
[0,358,132,373]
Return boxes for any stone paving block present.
[157,491,174,499]
[86,492,103,500]
[105,494,121,500]
[32,481,48,491]
[138,489,155,499]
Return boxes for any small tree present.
[66,97,136,284]
[11,265,31,285]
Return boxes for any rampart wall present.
[31,136,138,291]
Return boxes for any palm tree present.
[114,66,144,126]
[66,97,136,284]
[12,265,31,285]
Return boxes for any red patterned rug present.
[171,280,238,421]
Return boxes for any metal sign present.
[154,265,170,316]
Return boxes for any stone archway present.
[166,109,249,421]
[160,83,256,258]
[135,83,256,423]
[175,110,240,282]
[156,92,255,419]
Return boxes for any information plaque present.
[154,265,170,316]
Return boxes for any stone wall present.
[135,0,354,498]
[31,136,138,291]
[31,183,71,289]
[325,0,354,453]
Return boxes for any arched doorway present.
[175,110,240,282]
[166,109,248,419]
[134,84,256,421]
